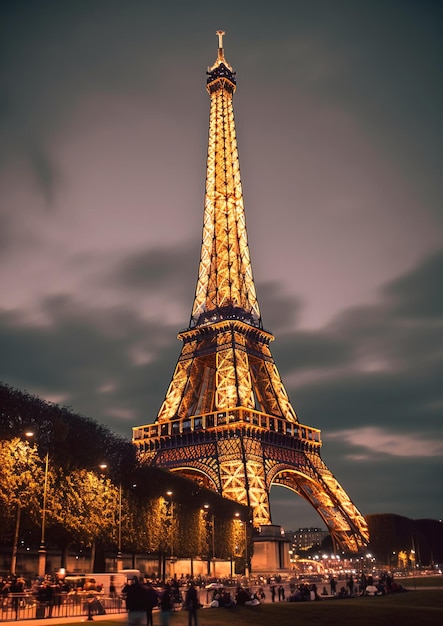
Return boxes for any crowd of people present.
[0,574,113,620]
[1,569,408,623]
[122,577,201,626]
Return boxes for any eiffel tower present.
[133,31,369,552]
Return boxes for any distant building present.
[286,528,329,551]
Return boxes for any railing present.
[133,407,321,448]
[0,592,126,622]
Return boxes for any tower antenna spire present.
[216,29,225,49]
[216,29,225,60]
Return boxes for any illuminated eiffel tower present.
[133,31,369,552]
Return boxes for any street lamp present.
[94,463,123,571]
[117,482,123,571]
[38,449,49,577]
[203,504,215,576]
[165,490,176,577]
[24,431,49,576]
[166,490,174,557]
[92,462,123,571]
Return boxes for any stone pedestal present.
[251,524,290,573]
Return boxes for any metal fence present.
[0,592,126,622]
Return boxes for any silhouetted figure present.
[144,581,160,626]
[160,583,173,626]
[270,584,276,602]
[185,583,199,626]
[347,575,354,596]
[123,577,152,626]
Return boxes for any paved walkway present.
[12,614,127,626]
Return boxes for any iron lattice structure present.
[133,32,369,552]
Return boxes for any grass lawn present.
[402,575,443,588]
[59,589,443,626]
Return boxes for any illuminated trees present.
[0,382,251,572]
[0,437,46,573]
[54,468,120,569]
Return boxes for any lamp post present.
[38,450,49,577]
[24,431,50,577]
[244,521,249,578]
[92,462,123,571]
[117,482,123,571]
[204,504,216,576]
[166,491,175,577]
[95,463,122,571]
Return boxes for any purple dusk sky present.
[1,0,442,530]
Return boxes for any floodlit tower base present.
[251,525,291,573]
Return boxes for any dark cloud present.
[267,247,443,523]
[321,450,442,521]
[27,142,61,208]
[108,243,198,301]
[255,281,304,332]
[0,295,179,437]
[0,215,12,258]
[383,250,443,318]
[284,248,443,431]
[273,328,352,373]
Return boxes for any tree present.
[53,468,120,570]
[1,382,252,571]
[0,438,46,573]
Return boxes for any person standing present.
[83,578,97,621]
[270,584,276,602]
[123,576,150,626]
[359,572,367,596]
[347,575,354,596]
[184,582,199,626]
[10,577,24,620]
[109,575,117,598]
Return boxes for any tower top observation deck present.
[206,29,237,93]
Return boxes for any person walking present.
[184,582,199,626]
[144,581,160,626]
[123,576,151,626]
[160,583,173,626]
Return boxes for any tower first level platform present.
[133,402,368,552]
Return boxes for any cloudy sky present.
[1,0,442,532]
